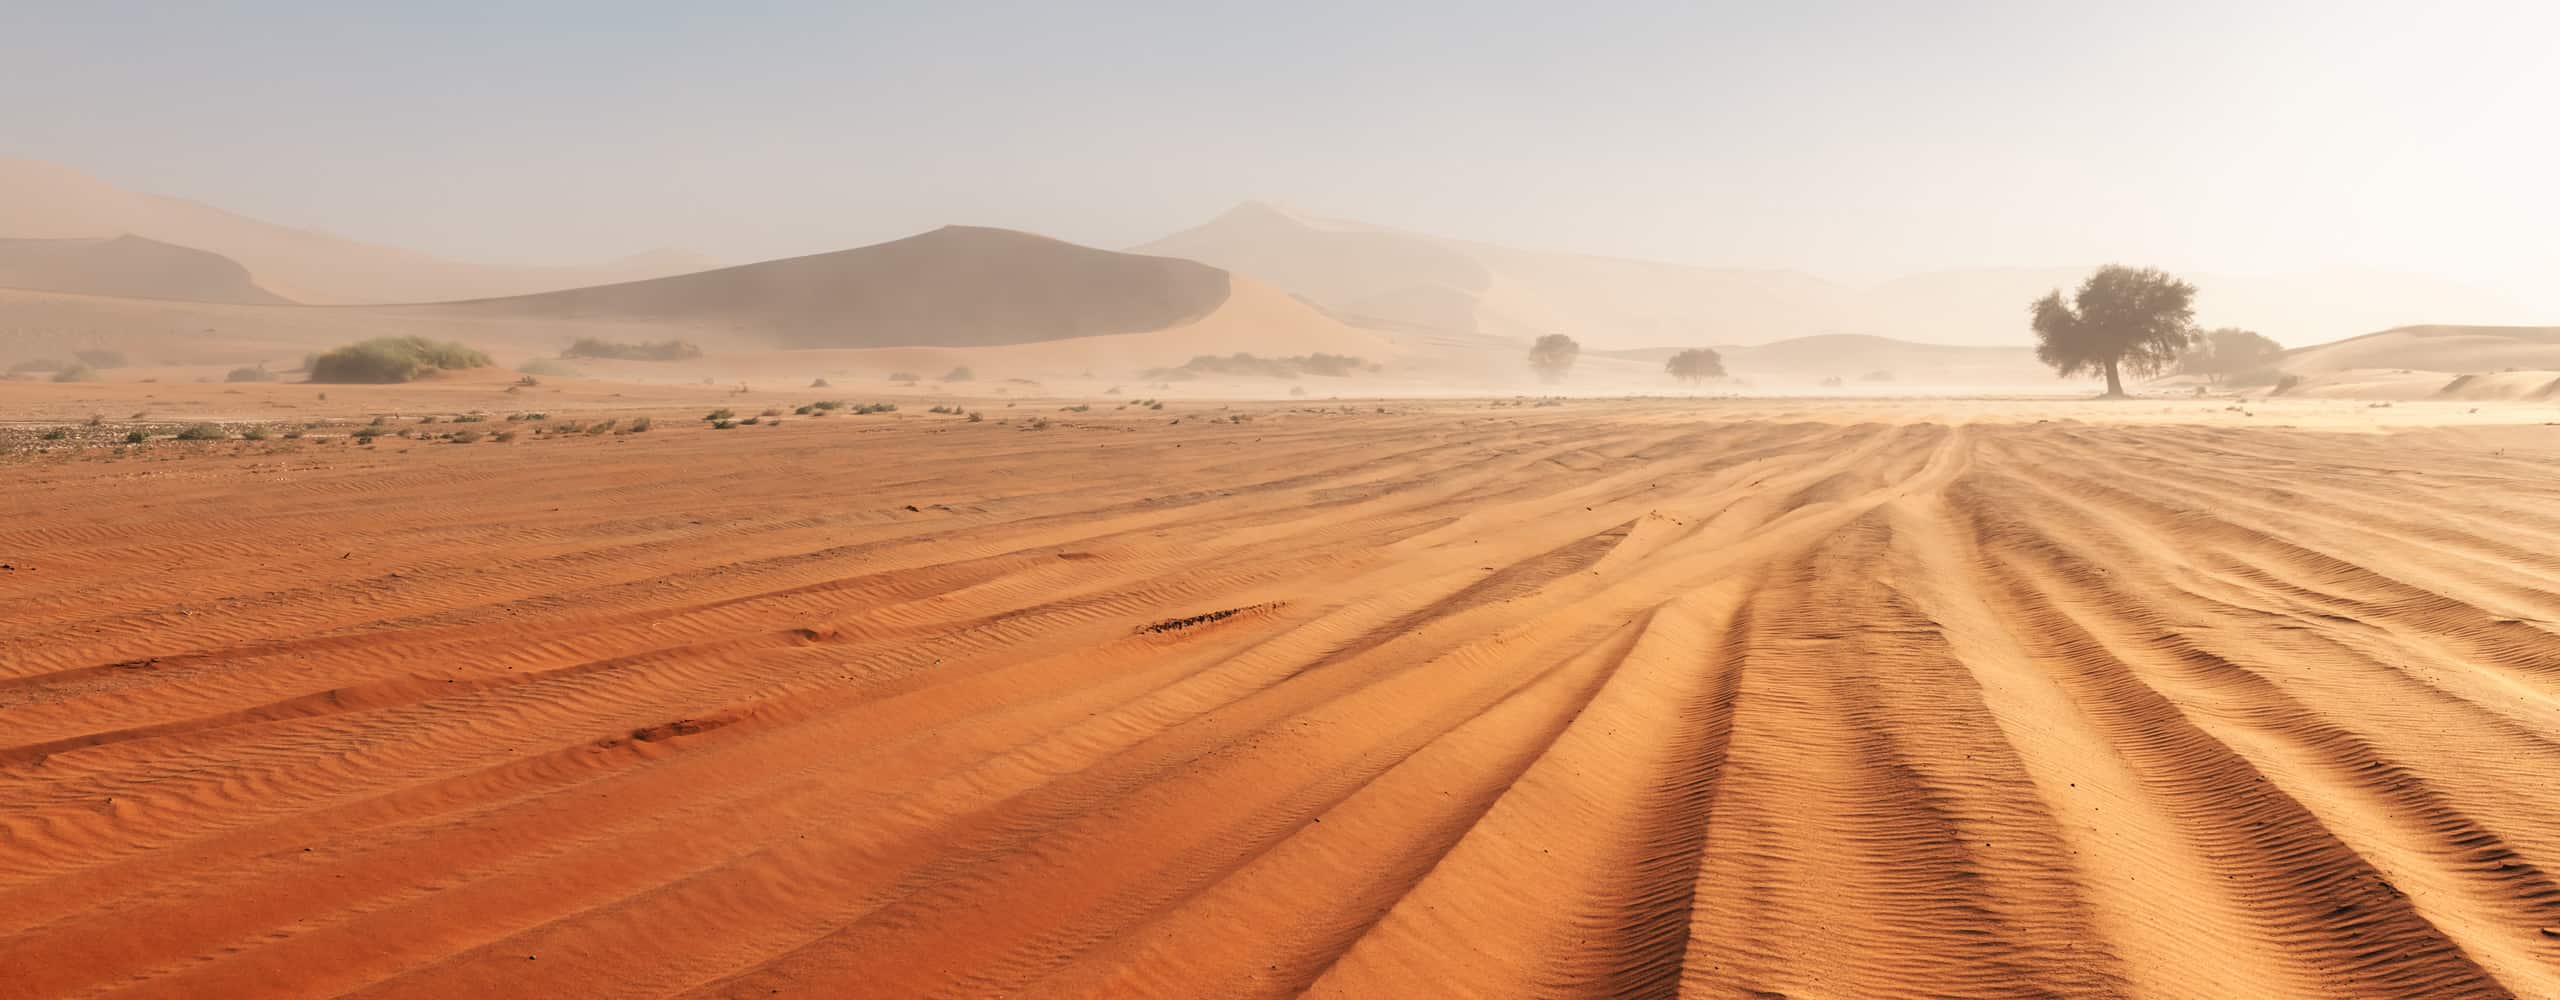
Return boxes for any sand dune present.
[437,226,1237,350]
[0,235,287,305]
[0,157,713,304]
[2281,325,2560,375]
[2,399,2556,997]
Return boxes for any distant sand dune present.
[2,403,2555,997]
[0,235,287,305]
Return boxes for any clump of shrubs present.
[124,430,148,444]
[562,337,701,361]
[225,365,277,383]
[704,408,735,422]
[626,417,652,433]
[710,418,738,430]
[307,337,492,383]
[175,423,227,441]
[853,402,897,415]
[966,411,984,422]
[811,400,845,411]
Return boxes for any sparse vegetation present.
[518,359,580,377]
[711,418,738,429]
[812,400,845,411]
[124,430,148,444]
[225,365,277,383]
[51,364,102,383]
[966,411,984,422]
[888,371,921,383]
[175,423,227,441]
[853,402,897,414]
[626,417,652,433]
[562,337,702,361]
[1144,353,1375,380]
[704,408,736,422]
[1665,348,1725,384]
[943,366,974,382]
[308,337,493,383]
[1527,335,1581,383]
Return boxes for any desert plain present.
[4,377,2559,998]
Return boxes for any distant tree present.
[1527,334,1581,383]
[2029,265,2198,397]
[1665,348,1725,384]
[2176,327,2283,384]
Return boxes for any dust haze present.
[5,5,2560,998]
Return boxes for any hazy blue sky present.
[7,1,2555,305]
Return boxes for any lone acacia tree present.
[1665,348,1724,384]
[2029,265,2198,397]
[2177,327,2283,384]
[1528,334,1581,383]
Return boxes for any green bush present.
[561,338,701,361]
[307,337,492,384]
[124,430,147,443]
[518,359,581,377]
[51,364,102,383]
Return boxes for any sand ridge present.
[2,400,2558,997]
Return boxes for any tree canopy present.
[2029,265,2198,397]
[2177,327,2284,384]
[1665,348,1724,383]
[1528,334,1580,383]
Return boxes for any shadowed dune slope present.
[431,226,1237,350]
[0,235,288,305]
[0,157,713,304]
[2,403,2557,997]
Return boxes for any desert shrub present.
[9,358,65,373]
[451,413,486,423]
[966,411,984,422]
[711,418,738,429]
[760,408,782,417]
[1025,416,1050,430]
[2273,373,2304,394]
[418,415,441,424]
[704,408,735,421]
[509,358,576,378]
[448,429,482,444]
[494,429,518,442]
[52,364,101,383]
[626,417,652,433]
[853,402,897,414]
[740,416,761,425]
[888,371,921,383]
[1061,404,1089,412]
[308,336,491,383]
[40,428,68,440]
[562,337,701,361]
[124,430,147,443]
[175,423,227,441]
[367,415,388,426]
[943,367,974,382]
[586,419,618,434]
[793,404,815,415]
[1144,353,1374,380]
[242,427,271,441]
[812,399,845,411]
[283,428,305,439]
[225,365,277,383]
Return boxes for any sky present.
[6,0,2556,308]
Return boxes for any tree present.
[2029,265,2198,397]
[2177,327,2283,384]
[1527,334,1580,383]
[1665,348,1725,384]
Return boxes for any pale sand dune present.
[2281,325,2560,375]
[0,157,712,304]
[2,398,2557,997]
[0,235,288,305]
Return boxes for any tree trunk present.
[2102,358,2126,398]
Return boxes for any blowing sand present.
[3,398,2559,998]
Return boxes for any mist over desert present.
[8,4,2560,998]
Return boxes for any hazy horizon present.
[7,2,2557,312]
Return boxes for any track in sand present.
[3,403,2558,998]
